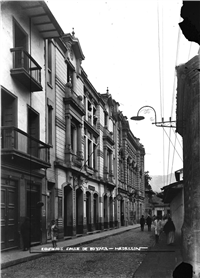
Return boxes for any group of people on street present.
[140,214,176,245]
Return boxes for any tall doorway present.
[76,188,83,234]
[93,194,98,230]
[27,183,41,244]
[1,178,18,250]
[86,192,91,231]
[64,186,73,236]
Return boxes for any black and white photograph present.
[1,0,200,277]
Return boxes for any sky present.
[46,0,199,188]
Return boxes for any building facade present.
[1,0,146,251]
[176,54,200,276]
[1,1,63,250]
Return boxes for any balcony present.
[10,47,42,92]
[72,154,82,168]
[1,126,50,169]
[63,84,85,116]
[103,128,114,146]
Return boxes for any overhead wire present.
[170,131,178,184]
[157,1,166,185]
[166,14,181,183]
[163,128,183,162]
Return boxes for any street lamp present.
[130,105,176,128]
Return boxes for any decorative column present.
[65,114,72,161]
[99,191,104,230]
[77,124,83,158]
[104,147,108,180]
[73,127,77,155]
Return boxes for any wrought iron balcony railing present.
[1,126,50,168]
[10,47,42,92]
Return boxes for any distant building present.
[151,195,170,218]
[161,169,184,236]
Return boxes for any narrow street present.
[1,228,154,278]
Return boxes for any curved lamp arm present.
[136,105,157,123]
[131,105,176,128]
[131,105,157,123]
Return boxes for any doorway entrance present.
[27,183,41,244]
[1,178,18,250]
[64,185,73,236]
[93,194,98,230]
[76,188,83,234]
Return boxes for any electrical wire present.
[170,17,181,119]
[157,1,163,119]
[172,128,182,149]
[170,132,178,184]
[166,127,172,185]
[163,128,183,162]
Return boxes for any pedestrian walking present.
[163,217,176,245]
[50,220,58,247]
[20,217,30,251]
[146,215,152,231]
[161,216,167,230]
[153,216,162,243]
[140,215,145,231]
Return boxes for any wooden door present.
[1,90,16,148]
[28,108,39,158]
[27,184,41,243]
[1,179,18,250]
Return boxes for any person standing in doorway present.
[146,215,152,231]
[140,215,145,231]
[153,216,162,244]
[50,220,58,248]
[20,217,30,251]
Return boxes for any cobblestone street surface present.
[1,228,154,278]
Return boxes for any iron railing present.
[1,126,50,164]
[10,47,42,84]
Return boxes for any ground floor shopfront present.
[1,165,47,251]
[51,168,144,239]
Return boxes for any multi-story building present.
[1,0,146,250]
[1,1,63,250]
[116,113,145,224]
[176,54,200,275]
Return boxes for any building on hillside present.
[1,1,63,250]
[161,169,184,236]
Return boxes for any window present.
[48,105,53,144]
[71,125,75,152]
[47,40,52,85]
[104,111,108,127]
[88,138,92,167]
[67,65,73,87]
[84,129,98,170]
[14,20,28,70]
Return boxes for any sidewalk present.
[133,232,183,278]
[1,224,140,269]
